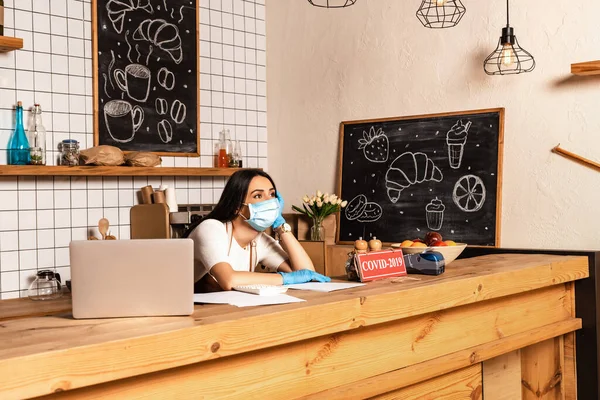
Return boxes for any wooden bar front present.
[0,253,589,399]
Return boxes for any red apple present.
[424,232,443,246]
[430,240,448,247]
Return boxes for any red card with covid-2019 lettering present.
[354,249,407,282]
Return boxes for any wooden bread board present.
[130,203,171,239]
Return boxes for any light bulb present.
[436,0,447,5]
[501,44,516,67]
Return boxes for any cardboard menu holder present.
[349,249,407,282]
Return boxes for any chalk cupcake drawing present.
[358,126,389,163]
[425,197,445,231]
[446,120,472,169]
[385,152,443,203]
[453,174,486,212]
[345,194,383,223]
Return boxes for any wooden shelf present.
[571,60,600,76]
[0,165,241,177]
[0,36,23,52]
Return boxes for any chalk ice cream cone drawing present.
[425,197,445,231]
[385,152,443,203]
[358,126,389,163]
[446,120,472,169]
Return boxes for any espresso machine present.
[169,204,216,238]
[130,203,215,239]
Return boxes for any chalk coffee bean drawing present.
[155,98,168,115]
[157,67,175,90]
[170,100,186,124]
[157,119,173,143]
[345,194,383,223]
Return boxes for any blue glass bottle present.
[8,101,30,165]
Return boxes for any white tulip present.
[308,199,314,206]
[341,200,348,207]
[316,190,322,197]
[303,195,310,203]
[316,199,323,207]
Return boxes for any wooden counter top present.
[0,253,589,399]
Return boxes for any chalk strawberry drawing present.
[358,127,389,163]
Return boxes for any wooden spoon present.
[98,218,109,240]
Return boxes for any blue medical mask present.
[242,198,279,232]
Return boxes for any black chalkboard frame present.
[92,0,200,157]
[336,108,505,247]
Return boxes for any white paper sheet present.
[193,291,305,307]
[286,282,366,292]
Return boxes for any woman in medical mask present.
[185,169,330,292]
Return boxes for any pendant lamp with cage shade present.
[307,0,357,8]
[484,0,535,75]
[416,0,466,29]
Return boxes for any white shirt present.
[189,219,288,282]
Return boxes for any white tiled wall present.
[0,0,268,299]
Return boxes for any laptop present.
[69,239,194,319]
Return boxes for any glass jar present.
[28,269,63,301]
[60,139,80,166]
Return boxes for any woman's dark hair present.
[183,169,277,237]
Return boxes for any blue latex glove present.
[273,191,286,229]
[278,270,331,285]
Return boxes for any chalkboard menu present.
[93,0,199,155]
[337,108,504,246]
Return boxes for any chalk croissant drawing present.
[453,174,486,212]
[345,194,383,223]
[358,126,389,163]
[106,0,154,34]
[385,152,443,203]
[133,19,183,64]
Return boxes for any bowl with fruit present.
[391,232,467,266]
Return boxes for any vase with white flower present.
[292,190,348,241]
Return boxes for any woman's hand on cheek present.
[273,192,286,229]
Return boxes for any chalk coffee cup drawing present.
[104,100,144,143]
[114,64,151,102]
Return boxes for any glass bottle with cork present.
[28,104,47,165]
[0,0,4,36]
[217,129,233,168]
[233,140,243,168]
[8,101,30,165]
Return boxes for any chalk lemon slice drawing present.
[385,152,443,203]
[453,174,486,212]
[358,127,389,163]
